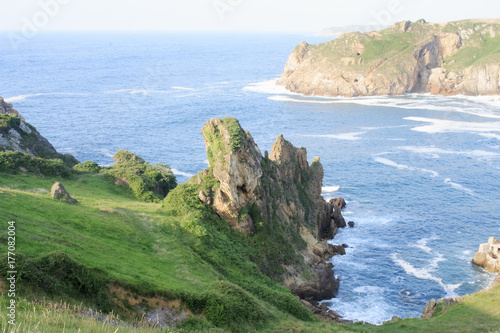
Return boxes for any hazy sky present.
[1,0,499,32]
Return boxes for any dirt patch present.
[0,279,5,293]
[109,285,192,328]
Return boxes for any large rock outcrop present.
[278,19,500,97]
[472,237,500,274]
[0,96,78,166]
[193,118,345,301]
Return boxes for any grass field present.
[0,170,499,332]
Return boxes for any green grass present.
[0,171,321,332]
[1,169,499,332]
[445,34,500,71]
[370,283,500,332]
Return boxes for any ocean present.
[1,32,499,324]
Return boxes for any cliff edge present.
[191,118,346,301]
[278,19,500,97]
[0,96,78,166]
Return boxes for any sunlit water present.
[1,32,499,324]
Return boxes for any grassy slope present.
[0,171,498,332]
[0,171,357,332]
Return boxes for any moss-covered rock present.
[103,150,176,202]
[183,118,343,302]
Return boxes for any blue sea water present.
[1,32,500,324]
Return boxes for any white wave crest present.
[171,169,194,177]
[404,117,500,134]
[243,79,292,95]
[444,178,475,196]
[392,253,461,297]
[172,86,196,91]
[322,186,340,193]
[374,157,439,177]
[304,132,365,141]
[399,146,500,158]
[246,81,500,119]
[5,92,86,102]
[480,133,500,140]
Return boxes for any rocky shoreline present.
[420,237,500,320]
[193,118,350,309]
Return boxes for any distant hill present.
[279,19,500,97]
[317,24,389,37]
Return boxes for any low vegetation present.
[0,153,499,332]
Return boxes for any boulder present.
[421,298,436,319]
[51,182,78,204]
[348,221,355,228]
[291,262,339,301]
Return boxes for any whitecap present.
[106,89,134,93]
[374,157,439,177]
[172,86,196,91]
[391,253,461,297]
[5,92,86,102]
[399,146,500,158]
[247,81,500,119]
[171,169,194,178]
[303,132,365,141]
[480,133,500,140]
[414,238,433,253]
[404,117,500,134]
[444,178,475,196]
[243,79,292,95]
[322,185,340,193]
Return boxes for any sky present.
[1,0,499,33]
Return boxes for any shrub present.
[103,150,177,202]
[203,281,273,331]
[0,151,72,177]
[73,160,101,173]
[0,252,114,312]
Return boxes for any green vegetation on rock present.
[102,150,177,202]
[0,114,78,167]
[278,19,500,97]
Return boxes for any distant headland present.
[278,19,500,97]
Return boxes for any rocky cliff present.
[191,118,346,301]
[472,237,500,274]
[0,96,78,166]
[278,19,500,97]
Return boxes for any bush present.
[103,150,177,202]
[73,160,101,173]
[0,151,72,177]
[203,281,273,331]
[0,252,114,312]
